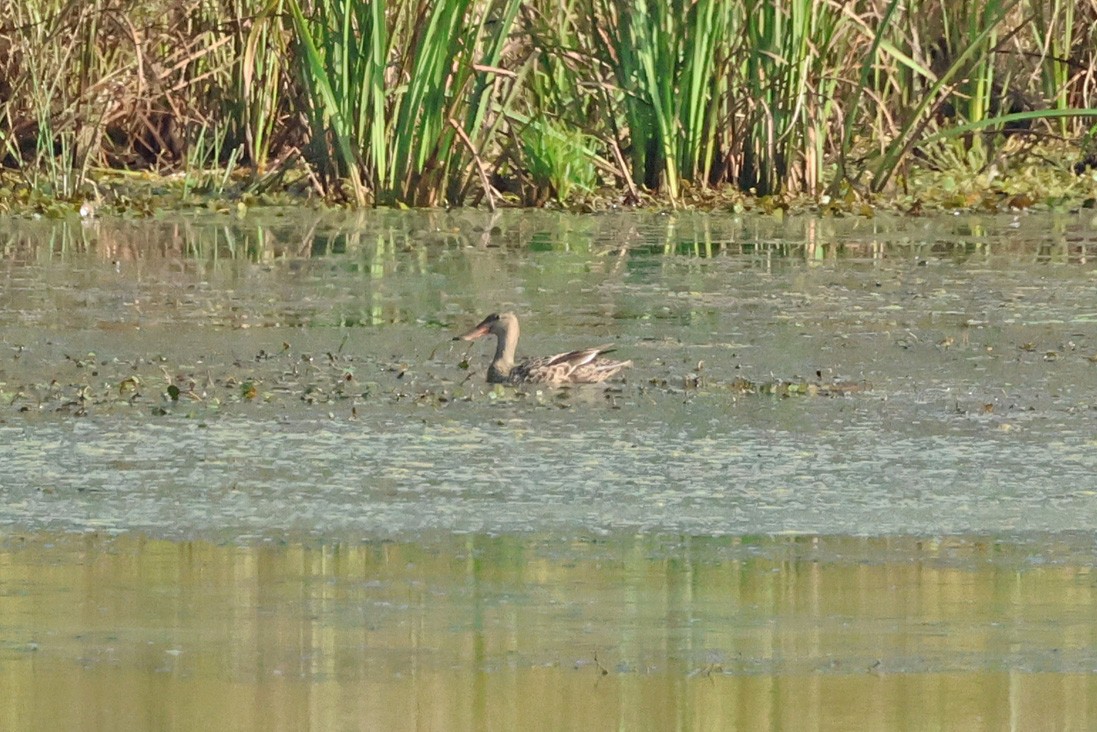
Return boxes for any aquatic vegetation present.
[0,340,868,421]
[725,377,871,398]
[519,120,598,205]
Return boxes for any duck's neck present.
[488,320,519,381]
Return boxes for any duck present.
[456,312,632,385]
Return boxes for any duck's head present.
[456,312,517,341]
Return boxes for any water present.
[3,534,1097,730]
[2,209,1097,729]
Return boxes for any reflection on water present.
[1,533,1096,730]
[3,209,1097,334]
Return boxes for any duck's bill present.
[456,323,490,341]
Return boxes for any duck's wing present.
[569,356,633,383]
[519,346,630,384]
[542,345,616,368]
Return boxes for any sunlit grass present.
[2,0,1097,207]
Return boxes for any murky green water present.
[3,209,1097,728]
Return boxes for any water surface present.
[2,210,1097,537]
[2,209,1097,729]
[3,533,1097,731]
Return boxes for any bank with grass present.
[2,0,1097,215]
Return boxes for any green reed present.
[289,0,524,205]
[736,0,848,195]
[586,0,729,198]
[1031,0,1095,137]
[3,0,96,196]
[388,0,524,205]
[2,0,1097,205]
[868,0,1097,190]
[287,0,373,202]
[232,0,289,171]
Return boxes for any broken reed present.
[0,0,1095,205]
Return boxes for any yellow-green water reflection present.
[2,533,1097,731]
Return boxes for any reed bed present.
[1,0,1096,207]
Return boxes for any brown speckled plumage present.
[458,312,631,385]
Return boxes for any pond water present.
[2,209,1097,729]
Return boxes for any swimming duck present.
[457,312,632,385]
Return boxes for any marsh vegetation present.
[2,0,1097,212]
